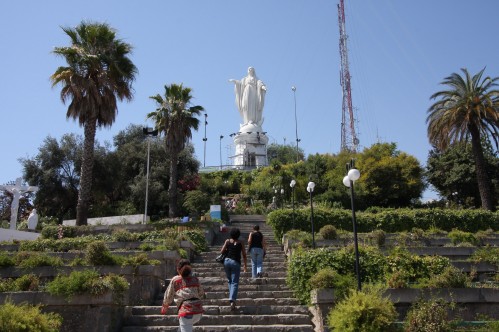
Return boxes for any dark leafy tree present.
[267,143,305,165]
[427,68,499,211]
[356,143,425,208]
[147,84,204,217]
[427,142,498,208]
[21,135,82,221]
[51,21,137,225]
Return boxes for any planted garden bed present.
[311,287,499,321]
[0,291,126,332]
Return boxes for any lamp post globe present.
[348,168,360,181]
[342,175,351,187]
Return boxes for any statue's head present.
[247,67,255,76]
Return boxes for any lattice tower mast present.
[338,0,359,152]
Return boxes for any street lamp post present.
[292,86,301,162]
[343,159,361,290]
[307,181,316,248]
[219,135,224,170]
[203,114,208,167]
[290,180,296,225]
[280,188,285,209]
[143,127,159,223]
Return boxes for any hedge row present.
[267,208,499,242]
[287,246,451,305]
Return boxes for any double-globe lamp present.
[343,165,361,290]
[307,181,316,249]
[290,180,296,224]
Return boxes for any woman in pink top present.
[162,259,205,332]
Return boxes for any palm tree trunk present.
[469,124,495,211]
[168,149,179,217]
[76,118,97,225]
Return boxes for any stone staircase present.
[121,217,315,331]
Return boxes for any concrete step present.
[195,271,287,278]
[130,303,308,315]
[125,313,313,326]
[192,264,287,273]
[155,289,296,300]
[122,325,314,332]
[196,276,287,286]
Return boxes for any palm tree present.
[148,84,204,217]
[427,68,499,211]
[51,21,137,225]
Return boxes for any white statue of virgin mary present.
[229,67,267,129]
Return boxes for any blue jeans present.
[250,247,264,278]
[224,258,241,302]
[179,313,202,332]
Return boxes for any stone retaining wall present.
[0,291,126,332]
[310,288,499,332]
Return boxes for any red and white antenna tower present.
[338,0,359,152]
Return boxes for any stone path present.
[121,216,315,331]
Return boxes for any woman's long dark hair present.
[177,259,192,277]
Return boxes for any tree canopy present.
[51,21,137,224]
[427,68,499,210]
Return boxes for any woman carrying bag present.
[220,228,247,311]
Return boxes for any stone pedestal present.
[230,124,268,168]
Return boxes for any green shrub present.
[0,252,14,267]
[46,269,129,300]
[267,208,499,243]
[327,286,397,332]
[287,246,386,305]
[14,274,40,291]
[319,225,338,240]
[162,238,180,251]
[112,229,139,242]
[19,237,94,252]
[404,298,452,332]
[386,248,450,283]
[475,229,495,245]
[309,268,355,302]
[386,270,409,289]
[121,253,161,268]
[85,241,119,266]
[287,248,337,304]
[178,248,188,258]
[448,229,479,246]
[309,268,337,289]
[41,225,77,239]
[421,265,470,288]
[331,245,387,283]
[285,229,313,247]
[366,229,386,247]
[68,257,86,266]
[138,242,156,251]
[469,247,499,266]
[0,300,62,331]
[14,252,64,268]
[179,229,208,253]
[0,278,15,292]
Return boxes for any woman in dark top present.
[247,224,267,278]
[220,228,247,311]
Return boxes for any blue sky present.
[1,0,499,201]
